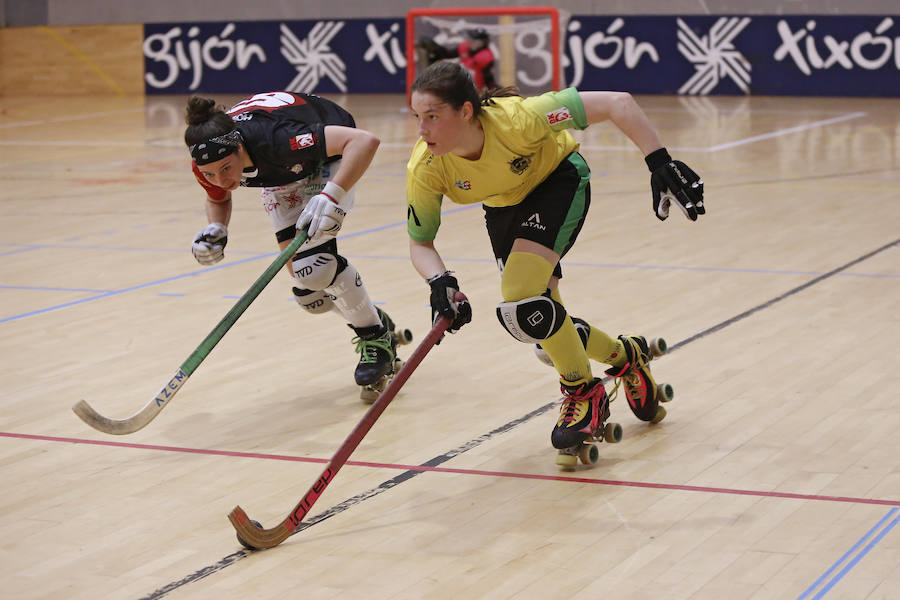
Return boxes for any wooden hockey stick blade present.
[72,368,191,435]
[72,231,309,435]
[228,305,460,550]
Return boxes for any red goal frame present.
[405,6,562,98]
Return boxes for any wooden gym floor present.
[0,92,898,600]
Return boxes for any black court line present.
[138,236,900,599]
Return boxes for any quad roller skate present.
[351,307,413,403]
[551,378,623,471]
[605,335,674,424]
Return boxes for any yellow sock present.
[501,253,591,386]
[587,327,626,367]
[548,288,625,368]
[540,319,591,385]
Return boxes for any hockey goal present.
[405,6,567,98]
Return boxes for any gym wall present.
[1,0,898,96]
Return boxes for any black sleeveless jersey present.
[226,91,356,187]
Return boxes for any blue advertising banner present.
[144,15,900,97]
[143,19,407,94]
[564,15,900,96]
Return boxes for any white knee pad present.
[292,252,338,291]
[325,262,380,328]
[292,287,335,315]
[496,294,567,343]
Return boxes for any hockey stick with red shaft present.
[228,296,463,550]
[72,231,309,435]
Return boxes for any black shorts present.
[483,152,591,279]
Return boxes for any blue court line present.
[0,209,472,324]
[2,204,896,324]
[0,242,264,256]
[340,254,899,279]
[0,246,41,257]
[0,252,272,324]
[1,285,112,293]
[798,507,899,599]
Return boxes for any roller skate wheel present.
[556,451,577,470]
[649,337,667,357]
[395,328,413,345]
[657,383,674,402]
[578,443,600,465]
[650,405,667,424]
[603,422,623,443]
[360,386,379,404]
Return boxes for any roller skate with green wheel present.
[351,307,413,403]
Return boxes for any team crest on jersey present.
[546,107,572,126]
[454,179,471,190]
[290,133,315,150]
[509,156,531,175]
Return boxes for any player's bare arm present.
[323,125,380,191]
[409,238,448,280]
[204,191,232,226]
[578,91,664,155]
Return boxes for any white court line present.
[568,111,868,153]
[704,111,867,151]
[0,112,868,154]
[0,139,177,147]
[0,107,144,129]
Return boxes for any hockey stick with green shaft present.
[72,231,309,435]
[228,294,465,550]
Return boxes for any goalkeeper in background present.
[416,28,497,92]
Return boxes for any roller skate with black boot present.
[605,335,674,424]
[351,307,413,403]
[551,377,622,470]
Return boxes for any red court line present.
[4,430,899,508]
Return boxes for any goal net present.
[405,6,567,98]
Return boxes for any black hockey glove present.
[427,272,472,338]
[645,147,705,222]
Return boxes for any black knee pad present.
[496,293,567,343]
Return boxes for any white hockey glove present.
[296,181,348,242]
[191,222,228,265]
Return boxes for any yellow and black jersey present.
[406,87,589,242]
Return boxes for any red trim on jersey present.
[227,91,308,116]
[191,160,228,202]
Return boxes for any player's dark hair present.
[481,85,521,102]
[184,96,235,147]
[468,28,489,42]
[411,61,484,117]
